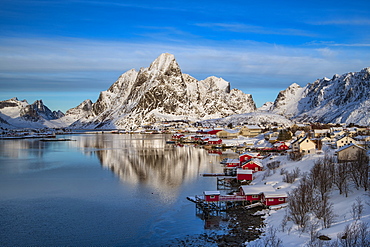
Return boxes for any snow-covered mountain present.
[0,98,64,128]
[271,67,370,125]
[67,53,256,129]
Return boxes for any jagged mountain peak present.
[148,53,181,75]
[69,53,256,129]
[201,76,231,93]
[288,83,301,89]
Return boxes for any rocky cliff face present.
[69,53,256,129]
[20,100,62,121]
[271,67,370,125]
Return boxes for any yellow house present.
[291,136,316,154]
[216,129,239,139]
[239,125,262,137]
[335,135,356,148]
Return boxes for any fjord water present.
[0,134,224,246]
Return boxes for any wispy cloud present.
[306,40,370,47]
[309,18,370,26]
[0,36,369,97]
[195,23,316,37]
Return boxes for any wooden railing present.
[219,195,247,201]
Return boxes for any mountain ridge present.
[0,53,369,129]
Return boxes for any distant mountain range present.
[0,53,369,129]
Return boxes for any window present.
[210,195,215,199]
[268,199,274,201]
[278,198,284,201]
[252,195,259,198]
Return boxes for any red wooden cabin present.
[239,185,276,203]
[261,192,288,206]
[225,158,240,167]
[241,159,263,172]
[236,169,253,181]
[203,191,220,202]
[239,152,260,163]
[273,142,289,151]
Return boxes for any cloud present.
[309,18,370,26]
[195,23,316,37]
[0,36,369,94]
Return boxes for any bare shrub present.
[337,221,370,247]
[351,197,364,221]
[288,152,303,161]
[282,167,301,183]
[286,175,314,229]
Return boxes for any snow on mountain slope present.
[0,98,65,129]
[271,67,370,125]
[200,112,293,128]
[68,53,256,130]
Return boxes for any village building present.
[236,169,253,181]
[261,192,288,206]
[239,152,261,163]
[336,143,367,162]
[291,136,316,154]
[273,141,290,151]
[203,191,220,202]
[197,128,223,135]
[353,135,370,148]
[330,130,346,138]
[313,129,330,138]
[241,159,263,172]
[216,129,239,139]
[264,131,279,143]
[239,125,262,137]
[335,135,356,148]
[320,136,333,146]
[224,158,240,168]
[294,130,306,139]
[239,185,275,203]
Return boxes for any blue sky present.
[1,0,370,112]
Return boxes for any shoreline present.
[168,206,264,246]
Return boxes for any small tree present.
[351,197,364,221]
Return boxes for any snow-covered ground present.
[222,134,370,246]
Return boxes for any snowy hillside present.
[245,146,370,246]
[271,68,370,125]
[67,53,256,130]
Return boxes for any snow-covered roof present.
[240,185,275,195]
[240,152,260,157]
[244,159,263,167]
[336,143,366,153]
[203,191,220,196]
[264,191,288,198]
[225,158,240,163]
[219,129,239,134]
[243,125,261,129]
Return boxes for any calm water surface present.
[0,134,230,246]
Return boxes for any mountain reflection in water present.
[71,134,221,204]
